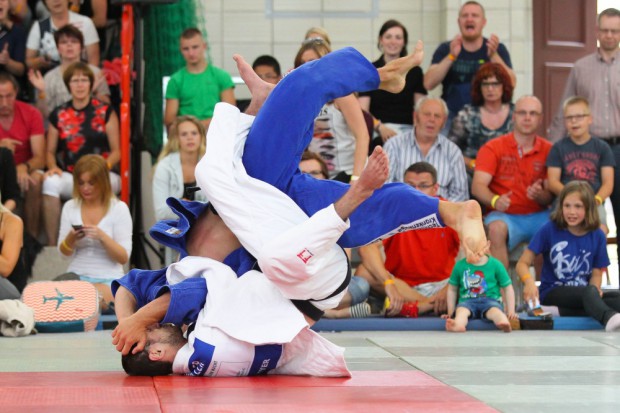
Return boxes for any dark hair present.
[471,62,513,106]
[300,150,329,180]
[181,27,203,40]
[598,8,620,25]
[63,61,94,91]
[405,161,437,183]
[252,55,281,76]
[377,19,408,57]
[122,349,173,376]
[550,181,600,232]
[294,39,331,68]
[54,24,85,48]
[0,71,19,92]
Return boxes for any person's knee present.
[42,175,62,197]
[487,221,508,244]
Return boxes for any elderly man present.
[472,96,553,269]
[424,0,516,129]
[0,72,45,239]
[383,96,469,202]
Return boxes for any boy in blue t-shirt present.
[444,254,516,332]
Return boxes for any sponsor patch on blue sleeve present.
[249,344,283,376]
[187,338,216,376]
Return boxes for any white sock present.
[605,313,620,332]
[541,306,560,317]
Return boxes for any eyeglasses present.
[410,183,435,190]
[564,114,590,122]
[598,28,620,35]
[69,78,90,84]
[481,81,502,88]
[514,110,541,117]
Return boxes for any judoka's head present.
[122,324,186,376]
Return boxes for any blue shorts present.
[484,210,549,251]
[457,296,503,319]
[347,276,370,305]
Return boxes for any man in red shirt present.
[357,162,460,315]
[472,95,553,269]
[0,72,45,239]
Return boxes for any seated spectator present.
[304,26,331,46]
[444,253,516,332]
[359,19,427,142]
[0,0,27,95]
[295,39,369,182]
[448,62,514,175]
[42,61,120,246]
[164,27,235,131]
[298,150,371,318]
[0,72,45,240]
[26,0,100,73]
[356,162,460,316]
[516,181,620,332]
[0,148,19,211]
[153,115,208,222]
[547,96,615,234]
[472,96,553,269]
[252,54,281,85]
[56,154,132,312]
[384,96,469,202]
[29,24,110,120]
[0,197,27,299]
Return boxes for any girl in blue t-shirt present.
[516,181,620,331]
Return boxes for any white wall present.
[200,0,533,101]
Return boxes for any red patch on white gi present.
[297,248,314,264]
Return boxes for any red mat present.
[0,371,497,413]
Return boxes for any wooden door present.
[533,0,598,136]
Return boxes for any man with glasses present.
[548,7,620,272]
[472,96,553,269]
[384,96,469,202]
[356,162,460,316]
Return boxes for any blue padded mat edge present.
[311,316,603,331]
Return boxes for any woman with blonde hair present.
[153,115,208,221]
[0,197,26,299]
[57,154,132,311]
[294,39,370,183]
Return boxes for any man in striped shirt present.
[384,96,469,202]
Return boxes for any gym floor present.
[1,329,620,412]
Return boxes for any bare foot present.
[233,54,274,115]
[446,318,466,332]
[495,320,512,333]
[456,200,489,264]
[332,146,388,221]
[378,40,424,93]
[355,146,389,194]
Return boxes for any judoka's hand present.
[112,313,148,355]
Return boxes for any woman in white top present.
[294,39,370,183]
[152,115,208,221]
[57,154,132,311]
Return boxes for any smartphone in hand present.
[72,224,84,231]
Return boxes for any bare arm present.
[45,124,61,172]
[546,166,563,196]
[516,248,539,303]
[0,214,23,277]
[597,166,614,201]
[85,43,100,67]
[164,98,179,128]
[357,243,405,315]
[358,95,370,112]
[220,88,236,105]
[90,0,108,28]
[502,284,517,318]
[105,111,121,167]
[335,94,369,178]
[112,290,171,355]
[445,284,458,318]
